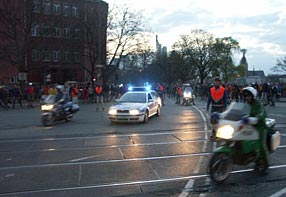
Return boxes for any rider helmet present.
[214,76,221,81]
[242,86,257,99]
[56,85,64,92]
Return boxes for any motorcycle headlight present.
[129,109,140,115]
[108,109,117,115]
[184,92,192,97]
[216,125,234,139]
[41,104,53,111]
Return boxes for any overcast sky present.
[105,0,286,75]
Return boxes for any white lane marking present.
[269,187,286,197]
[0,129,210,143]
[1,152,213,170]
[5,164,286,196]
[69,155,102,162]
[180,106,209,196]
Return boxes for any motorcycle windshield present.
[221,102,250,121]
[44,95,56,104]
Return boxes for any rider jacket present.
[248,99,269,166]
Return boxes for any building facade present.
[0,0,108,85]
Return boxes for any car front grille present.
[117,110,129,113]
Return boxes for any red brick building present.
[0,0,108,85]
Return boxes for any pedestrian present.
[261,82,269,106]
[175,85,182,104]
[11,84,23,109]
[88,85,94,103]
[48,84,58,96]
[206,77,227,140]
[270,83,277,107]
[26,83,35,108]
[71,84,79,104]
[0,85,9,110]
[82,86,88,104]
[94,83,104,111]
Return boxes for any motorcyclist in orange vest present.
[207,77,227,140]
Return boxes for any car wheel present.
[156,106,161,116]
[143,111,149,123]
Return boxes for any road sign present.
[18,72,27,81]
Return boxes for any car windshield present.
[221,102,250,121]
[119,92,146,103]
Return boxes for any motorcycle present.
[41,95,79,126]
[208,102,281,183]
[182,87,195,106]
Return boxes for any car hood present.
[110,102,146,110]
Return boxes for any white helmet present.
[243,86,257,99]
[56,85,64,92]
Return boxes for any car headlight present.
[108,109,117,115]
[216,125,234,139]
[41,104,53,110]
[129,109,140,115]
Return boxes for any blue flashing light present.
[128,86,133,91]
[145,85,151,91]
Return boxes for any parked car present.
[108,87,162,123]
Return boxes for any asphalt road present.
[0,98,285,197]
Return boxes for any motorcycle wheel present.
[209,152,233,183]
[65,111,73,122]
[42,115,54,126]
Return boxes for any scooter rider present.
[55,85,68,116]
[242,86,269,170]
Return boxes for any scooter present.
[208,102,281,183]
[182,90,195,106]
[41,95,79,126]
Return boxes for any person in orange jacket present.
[207,77,227,139]
[175,85,182,104]
[95,83,105,111]
[71,84,79,104]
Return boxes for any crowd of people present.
[0,79,283,112]
[0,82,134,111]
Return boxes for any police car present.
[108,86,162,123]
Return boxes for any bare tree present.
[81,1,108,83]
[0,0,34,72]
[271,56,286,74]
[105,4,149,80]
[172,30,217,84]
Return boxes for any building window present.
[32,49,40,61]
[43,49,50,62]
[63,3,70,17]
[72,5,79,17]
[63,26,70,38]
[53,27,60,38]
[64,50,70,62]
[73,27,80,39]
[31,23,40,37]
[32,0,40,13]
[53,49,60,62]
[53,1,60,16]
[43,0,50,15]
[73,51,80,63]
[42,24,50,37]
